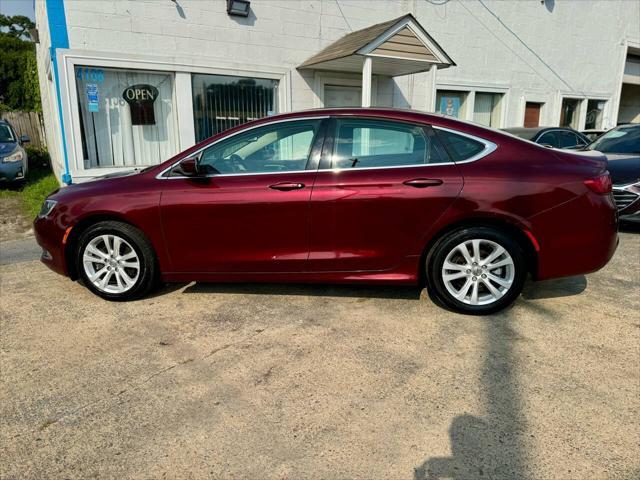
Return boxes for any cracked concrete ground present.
[1,231,639,479]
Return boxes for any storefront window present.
[192,74,278,142]
[436,90,468,119]
[585,99,606,130]
[74,66,179,169]
[560,98,581,129]
[473,92,503,127]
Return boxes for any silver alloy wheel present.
[441,239,515,306]
[82,234,140,294]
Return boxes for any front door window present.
[195,120,322,175]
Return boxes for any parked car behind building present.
[502,127,590,149]
[0,120,29,183]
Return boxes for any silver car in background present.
[0,120,30,183]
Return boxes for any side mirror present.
[175,155,201,177]
[19,134,30,144]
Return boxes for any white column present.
[425,65,438,112]
[175,72,196,149]
[362,56,372,107]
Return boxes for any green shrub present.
[0,147,59,219]
[25,145,51,170]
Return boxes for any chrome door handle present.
[269,182,305,191]
[403,178,443,188]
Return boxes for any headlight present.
[2,150,24,163]
[38,199,57,218]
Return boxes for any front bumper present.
[34,214,69,277]
[613,183,640,221]
[0,161,25,182]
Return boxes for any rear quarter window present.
[435,129,486,162]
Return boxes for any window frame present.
[58,49,290,182]
[432,126,498,164]
[195,119,323,175]
[327,117,446,170]
[318,117,497,170]
[160,116,329,178]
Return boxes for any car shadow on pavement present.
[414,312,529,480]
[181,282,423,300]
[171,276,586,303]
[521,275,587,300]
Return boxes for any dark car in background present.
[586,124,640,223]
[0,120,29,183]
[503,127,590,150]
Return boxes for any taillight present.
[584,173,612,194]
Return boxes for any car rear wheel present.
[76,221,159,301]
[427,227,527,315]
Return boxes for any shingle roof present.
[298,13,454,71]
[299,15,410,68]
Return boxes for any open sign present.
[123,84,159,125]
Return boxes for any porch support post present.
[362,56,372,107]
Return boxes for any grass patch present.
[0,148,59,220]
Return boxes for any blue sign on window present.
[86,83,99,113]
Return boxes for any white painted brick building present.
[35,0,640,183]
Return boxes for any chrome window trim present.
[156,116,329,179]
[432,126,498,164]
[157,119,498,179]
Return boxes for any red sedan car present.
[34,108,618,314]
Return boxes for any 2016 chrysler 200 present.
[34,109,618,314]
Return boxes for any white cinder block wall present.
[36,0,639,182]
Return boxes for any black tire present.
[76,221,159,301]
[426,227,527,315]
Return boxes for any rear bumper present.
[531,192,618,280]
[34,215,69,277]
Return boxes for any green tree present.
[0,14,35,40]
[0,15,41,112]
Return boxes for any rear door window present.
[332,119,449,169]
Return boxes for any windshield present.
[0,125,15,142]
[588,125,640,154]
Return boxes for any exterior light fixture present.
[227,0,250,17]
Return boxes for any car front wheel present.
[427,227,527,315]
[76,221,158,301]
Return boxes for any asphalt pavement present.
[1,231,638,479]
